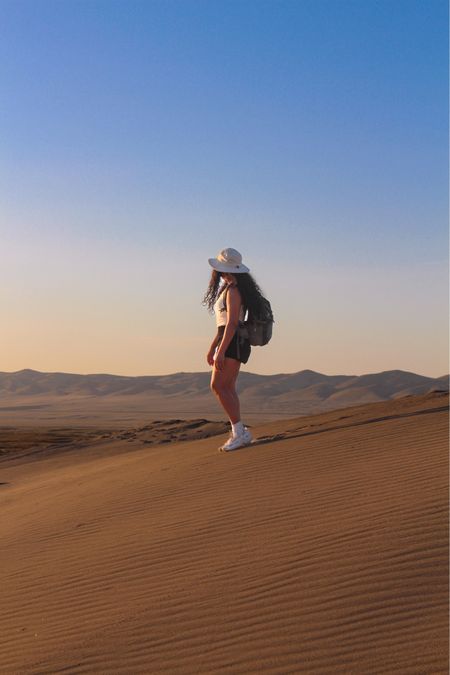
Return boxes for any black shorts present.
[217,325,251,364]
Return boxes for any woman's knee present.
[211,374,231,395]
[210,375,222,394]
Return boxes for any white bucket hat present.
[208,247,250,274]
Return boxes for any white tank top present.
[214,284,245,328]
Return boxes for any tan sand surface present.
[1,392,448,673]
[0,419,230,466]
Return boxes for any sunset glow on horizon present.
[1,0,448,378]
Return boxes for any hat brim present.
[208,258,250,274]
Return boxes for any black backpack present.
[223,286,274,346]
[243,297,274,346]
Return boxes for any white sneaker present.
[219,428,253,452]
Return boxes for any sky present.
[1,0,448,377]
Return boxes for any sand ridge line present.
[0,418,231,465]
[239,404,448,451]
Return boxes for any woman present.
[203,247,268,452]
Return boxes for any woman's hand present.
[214,349,226,371]
[206,347,216,366]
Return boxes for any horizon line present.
[1,367,448,381]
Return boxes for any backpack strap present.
[220,283,237,309]
[222,283,249,317]
[218,284,228,313]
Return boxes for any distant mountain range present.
[0,368,448,420]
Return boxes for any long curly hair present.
[202,270,272,320]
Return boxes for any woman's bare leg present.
[210,357,242,423]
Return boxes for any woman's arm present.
[214,286,241,369]
[209,332,221,350]
[206,330,221,366]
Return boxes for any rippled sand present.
[1,391,448,673]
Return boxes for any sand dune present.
[1,391,448,673]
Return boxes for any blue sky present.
[1,0,448,376]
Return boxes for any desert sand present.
[1,391,448,673]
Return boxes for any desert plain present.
[0,390,448,673]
